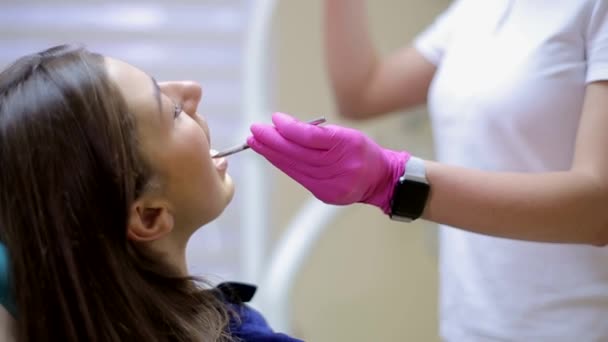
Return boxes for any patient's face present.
[104,57,234,233]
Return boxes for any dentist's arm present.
[324,0,436,119]
[248,99,608,246]
[421,81,608,245]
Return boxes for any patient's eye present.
[173,102,183,119]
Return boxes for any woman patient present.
[0,45,300,341]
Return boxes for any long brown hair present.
[0,45,232,341]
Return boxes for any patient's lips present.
[210,149,228,173]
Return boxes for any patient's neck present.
[143,234,190,276]
[168,248,188,276]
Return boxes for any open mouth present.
[210,149,228,172]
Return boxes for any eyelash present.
[173,102,183,119]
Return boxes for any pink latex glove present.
[246,112,411,214]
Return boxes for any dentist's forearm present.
[324,0,380,115]
[422,161,608,246]
[324,1,436,119]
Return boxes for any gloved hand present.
[246,112,411,214]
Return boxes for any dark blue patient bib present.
[218,282,304,342]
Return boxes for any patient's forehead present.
[103,57,159,118]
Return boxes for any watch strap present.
[402,156,427,183]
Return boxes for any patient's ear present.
[127,197,174,242]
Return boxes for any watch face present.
[391,179,430,219]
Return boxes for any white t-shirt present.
[414,0,608,340]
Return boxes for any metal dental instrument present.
[212,116,326,159]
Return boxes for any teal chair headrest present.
[0,244,15,316]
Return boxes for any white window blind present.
[0,0,255,282]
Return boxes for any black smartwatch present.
[389,156,430,222]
